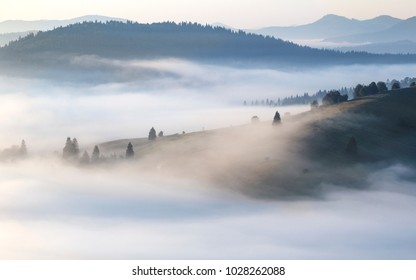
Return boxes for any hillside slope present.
[1,20,415,70]
[97,88,416,198]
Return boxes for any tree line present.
[244,76,416,108]
[3,20,416,66]
[61,127,164,165]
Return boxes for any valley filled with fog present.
[1,60,416,259]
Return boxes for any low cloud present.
[0,159,415,259]
[0,60,415,259]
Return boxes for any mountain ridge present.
[1,21,414,63]
[0,15,128,33]
[324,16,416,43]
[252,14,403,40]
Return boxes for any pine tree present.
[63,137,81,159]
[91,145,100,163]
[126,142,134,158]
[158,131,164,137]
[148,127,157,141]
[72,138,80,156]
[273,111,281,125]
[63,137,72,158]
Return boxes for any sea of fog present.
[0,60,416,259]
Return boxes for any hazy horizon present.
[1,0,415,28]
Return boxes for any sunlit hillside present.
[94,87,416,198]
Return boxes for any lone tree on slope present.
[273,111,281,125]
[148,127,157,141]
[126,142,135,158]
[91,145,100,163]
[391,81,401,90]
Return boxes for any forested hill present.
[1,21,416,66]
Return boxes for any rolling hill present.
[0,15,129,47]
[96,87,416,198]
[1,20,416,81]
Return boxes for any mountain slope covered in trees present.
[1,20,415,68]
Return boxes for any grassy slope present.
[98,88,416,198]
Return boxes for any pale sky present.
[0,0,415,28]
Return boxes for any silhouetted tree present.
[63,137,81,159]
[91,145,100,162]
[272,111,281,125]
[322,90,348,105]
[80,151,90,164]
[126,142,134,158]
[251,116,259,123]
[63,137,73,158]
[72,138,80,156]
[410,81,416,87]
[377,81,388,92]
[368,82,379,95]
[148,127,157,141]
[346,136,358,156]
[158,131,164,137]
[392,81,401,90]
[353,84,363,98]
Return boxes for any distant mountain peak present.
[404,16,416,22]
[316,14,352,23]
[69,15,128,23]
[372,15,398,20]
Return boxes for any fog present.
[1,59,416,150]
[1,159,415,259]
[0,59,416,259]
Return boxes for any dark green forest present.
[1,21,416,66]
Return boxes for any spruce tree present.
[91,145,100,163]
[63,137,72,158]
[273,111,281,125]
[148,127,157,141]
[72,138,80,156]
[126,142,135,158]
